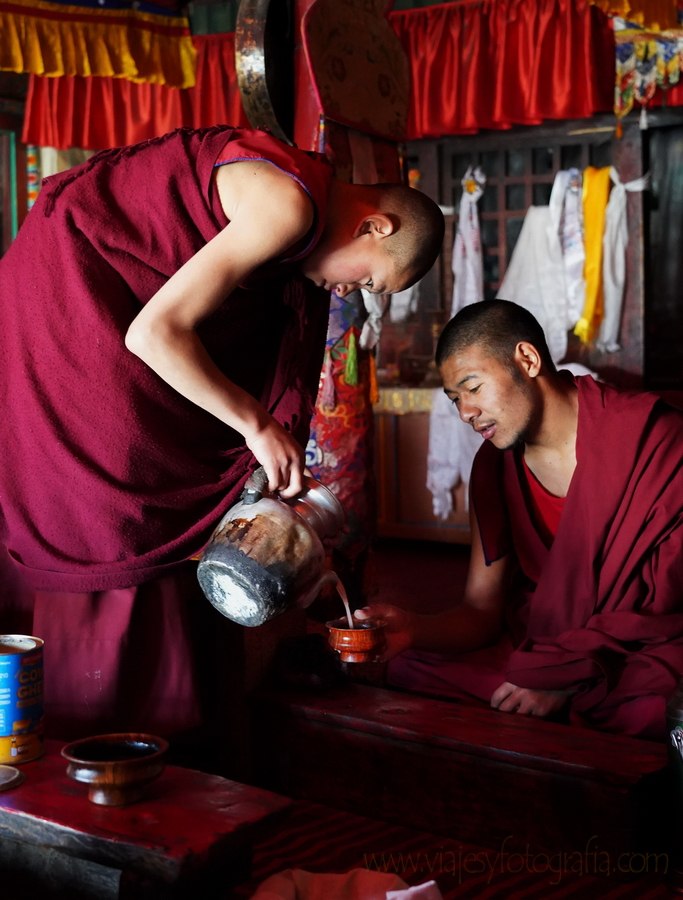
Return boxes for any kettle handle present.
[241,466,269,505]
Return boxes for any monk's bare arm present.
[356,501,508,659]
[125,162,314,496]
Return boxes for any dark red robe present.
[390,376,683,739]
[0,126,333,591]
[0,127,333,737]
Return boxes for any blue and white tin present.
[0,635,44,764]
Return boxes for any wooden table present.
[0,740,292,899]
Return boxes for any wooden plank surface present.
[0,740,291,886]
[252,686,671,857]
[255,684,668,783]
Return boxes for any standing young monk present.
[358,299,683,739]
[0,125,444,739]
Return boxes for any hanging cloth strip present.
[427,391,484,519]
[427,165,486,520]
[549,167,585,329]
[499,168,589,362]
[450,165,487,315]
[496,205,568,364]
[388,281,419,324]
[574,165,612,344]
[596,166,649,351]
[0,0,196,87]
[358,288,388,352]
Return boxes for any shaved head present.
[436,299,556,373]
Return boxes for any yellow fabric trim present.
[589,0,679,30]
[374,387,434,415]
[0,0,196,87]
[574,166,612,345]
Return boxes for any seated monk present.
[357,299,683,740]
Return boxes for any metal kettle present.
[197,467,345,627]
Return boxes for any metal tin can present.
[0,635,44,764]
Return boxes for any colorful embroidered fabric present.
[0,0,195,87]
[306,106,402,605]
[307,291,377,575]
[613,14,683,131]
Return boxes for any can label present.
[0,635,44,764]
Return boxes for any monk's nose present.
[458,400,479,425]
[334,283,352,298]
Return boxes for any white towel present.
[496,205,568,364]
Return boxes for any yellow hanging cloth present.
[574,166,612,345]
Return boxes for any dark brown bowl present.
[61,733,168,806]
[325,617,386,663]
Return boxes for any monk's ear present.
[514,341,542,378]
[354,213,396,239]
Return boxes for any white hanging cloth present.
[427,390,483,518]
[496,205,569,363]
[451,166,487,314]
[358,288,389,350]
[550,167,585,328]
[427,166,486,519]
[596,167,649,352]
[388,281,420,324]
[498,168,589,363]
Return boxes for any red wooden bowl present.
[325,618,386,663]
[62,733,168,806]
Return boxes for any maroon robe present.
[390,376,683,739]
[0,126,333,590]
[0,127,333,737]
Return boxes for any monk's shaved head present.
[435,299,556,373]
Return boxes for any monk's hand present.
[245,419,305,499]
[490,681,571,718]
[354,603,415,662]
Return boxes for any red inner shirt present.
[522,455,566,542]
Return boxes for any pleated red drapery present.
[21,0,683,151]
[22,33,248,150]
[388,0,616,138]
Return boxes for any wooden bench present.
[251,684,671,859]
[0,740,291,899]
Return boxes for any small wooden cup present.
[325,618,386,663]
[62,733,168,806]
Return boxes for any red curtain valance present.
[388,0,616,138]
[22,33,248,149]
[21,0,683,151]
